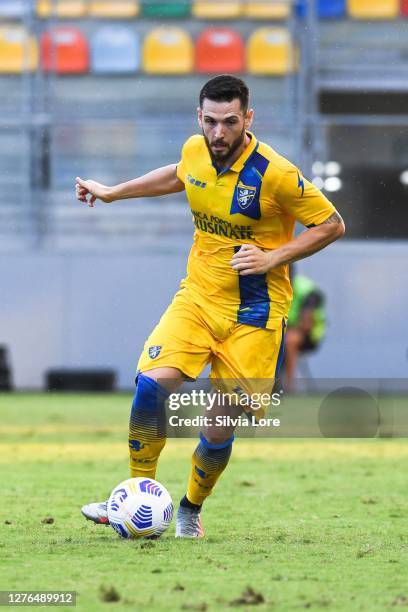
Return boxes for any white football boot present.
[81,501,109,525]
[175,506,205,538]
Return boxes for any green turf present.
[1,394,408,611]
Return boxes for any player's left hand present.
[230,244,273,275]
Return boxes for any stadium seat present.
[37,0,87,18]
[192,1,243,19]
[91,27,139,74]
[402,0,408,15]
[143,28,193,74]
[319,0,346,17]
[0,1,27,18]
[247,27,296,75]
[296,0,346,17]
[195,28,245,73]
[88,1,140,18]
[243,1,291,19]
[41,27,89,74]
[347,0,399,19]
[0,26,38,73]
[141,1,190,18]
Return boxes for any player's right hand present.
[75,177,112,207]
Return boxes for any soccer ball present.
[107,477,173,539]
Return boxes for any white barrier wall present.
[1,241,407,389]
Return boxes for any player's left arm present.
[231,169,345,275]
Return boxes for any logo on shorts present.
[148,345,162,359]
[237,183,257,210]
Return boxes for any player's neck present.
[216,132,252,170]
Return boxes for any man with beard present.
[76,75,345,538]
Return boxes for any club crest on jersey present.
[148,345,162,359]
[237,183,257,210]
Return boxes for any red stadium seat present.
[41,27,89,74]
[195,28,245,74]
[402,0,408,15]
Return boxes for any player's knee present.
[131,373,170,412]
[140,367,184,393]
[129,374,169,442]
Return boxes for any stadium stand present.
[4,0,406,252]
[91,27,140,74]
[247,27,295,75]
[0,26,38,73]
[37,0,88,18]
[195,28,245,74]
[347,0,399,19]
[142,27,194,74]
[243,1,291,19]
[88,1,140,18]
[192,1,243,19]
[41,27,89,74]
[0,1,27,18]
[141,0,191,18]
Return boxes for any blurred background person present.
[284,267,326,392]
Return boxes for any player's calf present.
[129,373,170,479]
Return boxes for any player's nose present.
[213,123,225,139]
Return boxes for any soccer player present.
[76,75,345,538]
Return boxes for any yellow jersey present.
[176,132,337,330]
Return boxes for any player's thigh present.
[210,321,285,419]
[137,289,214,380]
[212,321,285,380]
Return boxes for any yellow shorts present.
[137,288,285,419]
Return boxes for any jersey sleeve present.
[176,157,186,184]
[176,135,197,184]
[275,167,337,227]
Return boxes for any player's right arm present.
[75,163,185,207]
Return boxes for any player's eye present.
[225,119,238,126]
[205,118,216,126]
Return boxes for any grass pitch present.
[1,393,408,611]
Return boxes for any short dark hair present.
[199,75,249,112]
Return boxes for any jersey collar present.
[210,131,258,176]
[229,131,258,173]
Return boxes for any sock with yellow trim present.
[128,374,168,479]
[185,433,234,507]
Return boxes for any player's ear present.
[197,106,203,129]
[245,109,254,130]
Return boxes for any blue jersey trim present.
[275,319,286,378]
[235,246,270,328]
[230,146,270,221]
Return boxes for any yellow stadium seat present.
[244,1,291,19]
[0,26,38,73]
[143,28,193,74]
[88,1,140,18]
[37,1,87,18]
[347,0,399,19]
[247,27,296,76]
[192,1,243,19]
